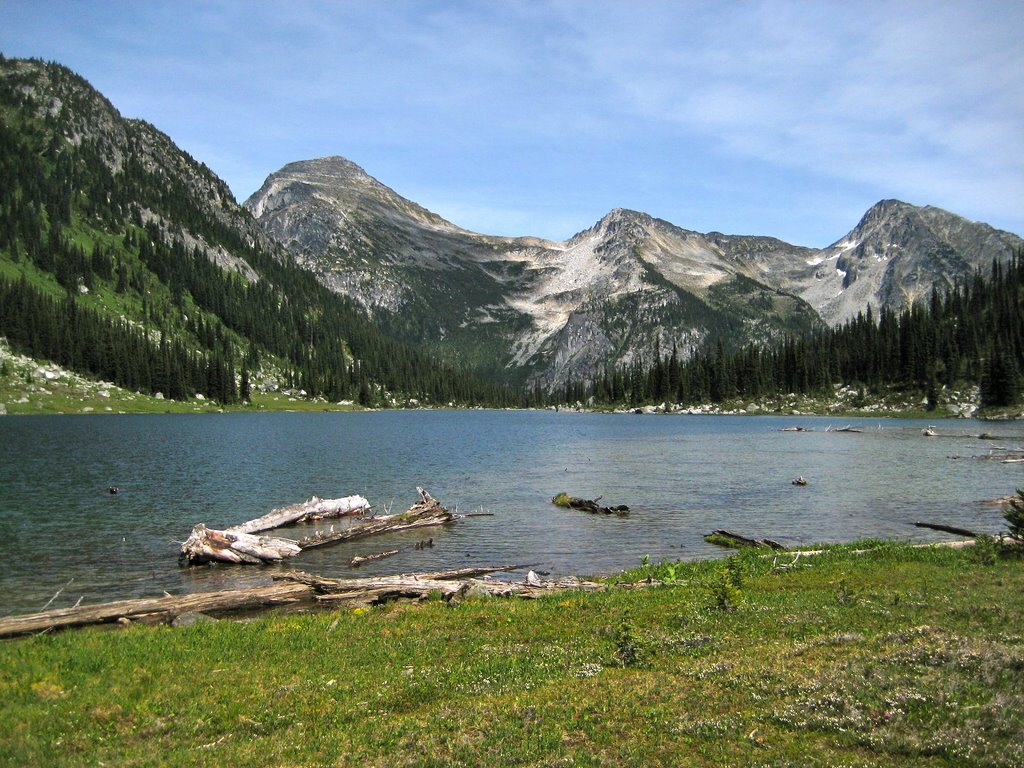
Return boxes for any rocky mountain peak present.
[567,208,665,249]
[245,149,1023,390]
[246,154,459,235]
[276,156,381,192]
[834,199,929,249]
[799,199,1023,325]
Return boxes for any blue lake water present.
[1,410,1021,616]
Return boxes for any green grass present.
[2,543,1021,767]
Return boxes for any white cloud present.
[557,0,1024,231]
[3,0,1021,240]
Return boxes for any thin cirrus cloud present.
[0,0,1021,245]
[560,0,1024,235]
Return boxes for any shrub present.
[1006,488,1024,541]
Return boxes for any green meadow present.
[2,542,1022,767]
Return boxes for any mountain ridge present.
[3,55,1020,401]
[246,155,1022,389]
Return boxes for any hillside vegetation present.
[0,56,511,410]
[580,254,1024,417]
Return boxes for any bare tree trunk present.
[228,495,370,534]
[0,583,315,638]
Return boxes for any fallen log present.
[765,539,988,561]
[348,549,400,567]
[179,524,303,564]
[705,529,785,550]
[279,564,539,589]
[0,564,611,637]
[0,583,315,639]
[179,488,453,565]
[346,537,438,568]
[981,495,1018,507]
[275,567,603,607]
[913,521,978,537]
[552,492,629,516]
[418,564,540,580]
[298,487,456,550]
[228,495,370,534]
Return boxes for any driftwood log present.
[552,493,629,516]
[275,567,602,608]
[179,525,303,564]
[981,495,1018,507]
[0,582,315,638]
[0,565,598,638]
[179,488,453,565]
[298,488,455,550]
[228,495,370,534]
[913,521,978,537]
[348,549,400,567]
[705,529,785,550]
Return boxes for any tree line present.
[572,253,1023,410]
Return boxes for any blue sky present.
[2,1,1022,247]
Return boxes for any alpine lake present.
[1,409,1020,617]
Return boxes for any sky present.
[2,0,1022,247]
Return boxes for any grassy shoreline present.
[2,541,1022,767]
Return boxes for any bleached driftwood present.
[298,487,456,550]
[179,524,303,564]
[348,549,400,567]
[228,495,370,534]
[0,582,315,638]
[0,564,595,637]
[275,567,603,607]
[179,488,454,565]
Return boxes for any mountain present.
[0,57,504,407]
[792,199,1024,325]
[246,158,822,389]
[4,55,1020,405]
[247,158,1022,390]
